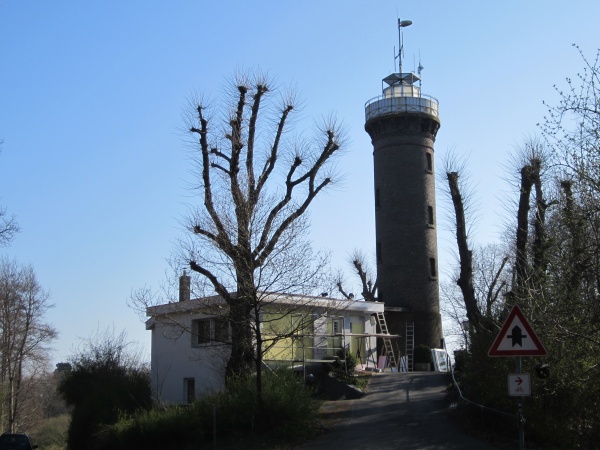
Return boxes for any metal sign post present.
[515,357,525,450]
[489,306,547,450]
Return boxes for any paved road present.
[296,371,502,449]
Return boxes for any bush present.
[100,406,204,450]
[414,344,432,364]
[333,348,358,373]
[94,368,321,449]
[59,330,151,450]
[31,414,69,450]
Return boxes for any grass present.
[30,414,69,450]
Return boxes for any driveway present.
[295,371,503,449]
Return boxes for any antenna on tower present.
[418,50,424,88]
[396,19,412,78]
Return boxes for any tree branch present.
[247,84,268,200]
[189,260,231,303]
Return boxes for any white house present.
[145,278,385,404]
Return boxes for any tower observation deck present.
[364,20,442,353]
[365,72,439,123]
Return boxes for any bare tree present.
[336,250,377,302]
[182,71,345,397]
[0,141,19,247]
[441,153,484,328]
[440,150,515,341]
[0,258,57,432]
[437,49,600,447]
[0,206,19,247]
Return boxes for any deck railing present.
[365,94,439,121]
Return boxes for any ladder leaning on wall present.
[375,312,398,370]
[406,322,415,372]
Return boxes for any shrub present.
[30,414,69,450]
[59,330,151,450]
[94,368,321,449]
[100,406,204,450]
[333,348,358,373]
[414,344,432,364]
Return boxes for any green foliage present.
[414,344,432,364]
[59,330,151,450]
[31,414,69,450]
[333,348,358,373]
[99,406,204,450]
[94,369,321,450]
[446,48,600,449]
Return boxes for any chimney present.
[179,270,191,302]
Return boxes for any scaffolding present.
[261,312,400,374]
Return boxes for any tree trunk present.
[447,172,481,326]
[515,165,534,295]
[253,306,264,414]
[531,159,548,282]
[225,298,254,381]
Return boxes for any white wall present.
[149,304,381,403]
[150,315,230,404]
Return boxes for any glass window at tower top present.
[383,83,420,98]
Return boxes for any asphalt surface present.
[295,371,503,449]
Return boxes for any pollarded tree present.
[442,48,600,444]
[336,250,377,302]
[183,72,345,385]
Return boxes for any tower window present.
[426,153,433,172]
[376,241,382,262]
[428,205,434,226]
[375,188,380,208]
[429,258,437,278]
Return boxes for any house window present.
[428,205,434,226]
[426,153,433,172]
[328,319,342,357]
[192,317,229,346]
[194,319,211,345]
[214,317,229,343]
[184,378,195,404]
[429,258,437,278]
[332,320,340,334]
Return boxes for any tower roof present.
[383,72,421,87]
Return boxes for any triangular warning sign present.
[488,305,547,357]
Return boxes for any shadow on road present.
[295,371,503,450]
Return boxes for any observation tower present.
[364,19,442,355]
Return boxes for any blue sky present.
[1,1,599,363]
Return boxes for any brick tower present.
[364,20,442,355]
